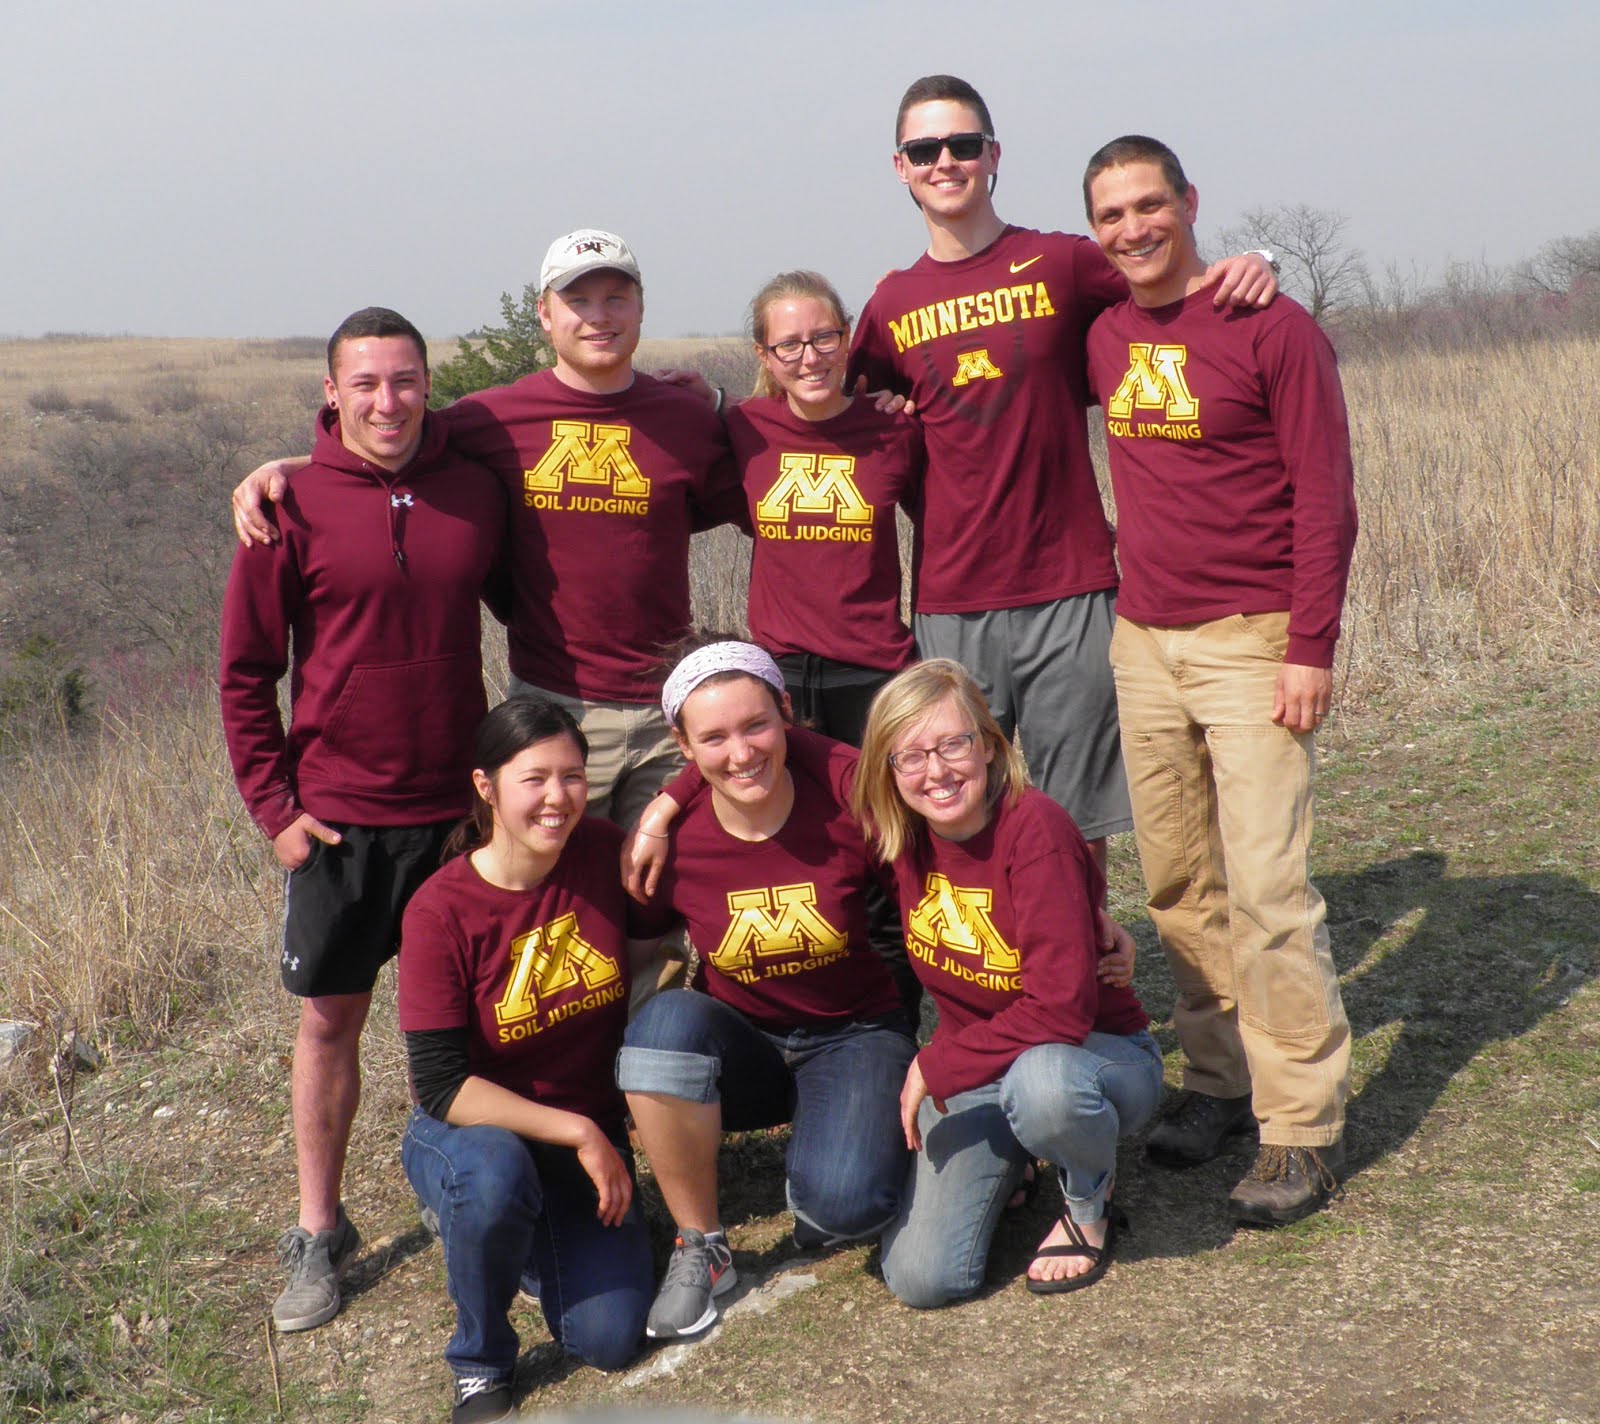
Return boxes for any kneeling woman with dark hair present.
[397,697,653,1424]
[853,659,1163,1305]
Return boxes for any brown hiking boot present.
[1145,1090,1256,1168]
[1228,1140,1345,1226]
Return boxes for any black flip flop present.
[1025,1205,1128,1295]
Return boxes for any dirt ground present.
[54,991,1600,1424]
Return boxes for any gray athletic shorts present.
[914,589,1132,839]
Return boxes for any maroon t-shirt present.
[847,226,1125,614]
[886,789,1148,1101]
[443,370,742,701]
[726,396,921,672]
[1086,291,1358,667]
[397,820,637,1132]
[649,739,901,1030]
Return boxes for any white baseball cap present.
[539,229,642,293]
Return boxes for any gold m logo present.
[524,421,651,498]
[1105,343,1199,421]
[755,453,871,525]
[952,348,1004,387]
[494,913,620,1025]
[906,873,1019,973]
[708,883,848,973]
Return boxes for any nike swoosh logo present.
[1009,255,1043,274]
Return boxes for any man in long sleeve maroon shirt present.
[1083,138,1357,1226]
[220,307,506,1332]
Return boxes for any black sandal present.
[1025,1205,1128,1295]
[1006,1159,1045,1212]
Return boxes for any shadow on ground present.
[1089,849,1599,1271]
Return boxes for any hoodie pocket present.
[318,652,485,795]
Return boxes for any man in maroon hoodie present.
[220,307,507,1332]
[1083,138,1357,1225]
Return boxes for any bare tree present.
[1516,229,1600,294]
[1216,204,1369,321]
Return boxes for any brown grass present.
[0,335,325,422]
[0,689,271,1046]
[1338,334,1600,694]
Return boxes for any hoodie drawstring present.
[387,488,413,570]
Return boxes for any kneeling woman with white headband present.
[617,638,915,1343]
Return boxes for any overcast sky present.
[4,1,1595,340]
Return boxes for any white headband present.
[662,642,786,725]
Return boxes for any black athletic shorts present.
[280,820,455,998]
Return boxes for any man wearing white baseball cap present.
[233,228,743,829]
[539,227,643,291]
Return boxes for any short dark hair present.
[1082,135,1191,222]
[445,696,589,858]
[895,75,994,144]
[326,306,428,376]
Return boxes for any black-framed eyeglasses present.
[896,132,993,167]
[762,329,846,364]
[888,731,979,775]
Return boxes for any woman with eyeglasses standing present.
[851,658,1162,1304]
[729,270,923,747]
[638,271,925,1019]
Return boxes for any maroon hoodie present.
[220,408,508,840]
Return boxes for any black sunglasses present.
[896,131,993,167]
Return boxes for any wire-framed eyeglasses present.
[888,731,979,775]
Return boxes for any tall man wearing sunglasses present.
[1083,136,1356,1224]
[848,75,1277,870]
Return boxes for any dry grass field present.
[1,328,1596,1423]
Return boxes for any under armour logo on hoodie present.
[391,492,414,508]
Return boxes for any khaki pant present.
[1109,613,1349,1146]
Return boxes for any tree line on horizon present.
[428,212,1600,404]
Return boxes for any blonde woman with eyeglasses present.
[730,270,923,746]
[852,658,1162,1302]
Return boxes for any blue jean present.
[616,990,915,1244]
[880,1030,1163,1310]
[400,1108,652,1382]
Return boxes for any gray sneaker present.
[1145,1090,1256,1168]
[273,1205,361,1332]
[1228,1140,1345,1226]
[645,1228,736,1340]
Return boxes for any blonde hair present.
[747,270,851,400]
[853,659,1027,863]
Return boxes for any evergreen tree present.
[431,282,553,405]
